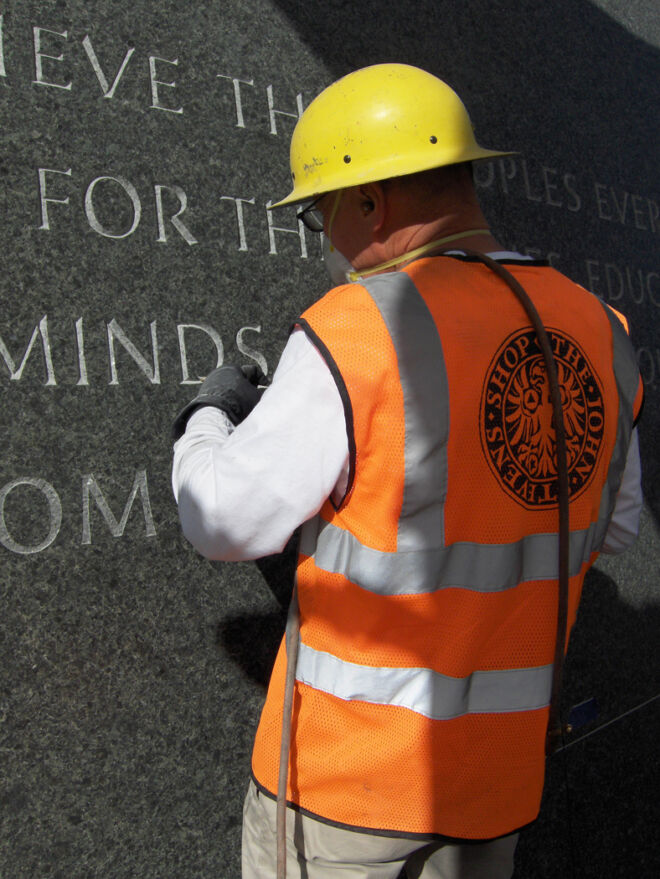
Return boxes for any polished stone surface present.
[0,1,658,876]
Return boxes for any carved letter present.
[610,189,629,225]
[81,470,156,545]
[631,195,647,231]
[521,160,543,202]
[177,323,224,385]
[564,174,582,212]
[0,14,6,78]
[236,325,268,375]
[149,56,183,114]
[636,348,656,389]
[82,35,135,99]
[38,167,72,230]
[85,175,141,239]
[33,26,72,90]
[154,184,198,245]
[542,166,562,207]
[75,317,88,386]
[266,200,307,257]
[216,74,255,128]
[625,266,644,305]
[594,183,612,221]
[472,161,495,189]
[0,478,62,555]
[498,158,517,195]
[107,319,160,385]
[648,273,660,309]
[585,259,600,295]
[604,263,624,302]
[0,315,56,385]
[266,84,303,136]
[220,195,255,251]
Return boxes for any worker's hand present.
[172,364,267,440]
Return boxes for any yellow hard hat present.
[271,63,513,208]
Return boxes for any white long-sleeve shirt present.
[172,330,642,561]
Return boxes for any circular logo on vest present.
[480,328,605,508]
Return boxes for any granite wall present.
[0,1,658,876]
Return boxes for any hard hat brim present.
[269,148,517,209]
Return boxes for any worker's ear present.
[357,183,387,234]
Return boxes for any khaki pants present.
[242,781,518,879]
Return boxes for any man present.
[172,64,643,879]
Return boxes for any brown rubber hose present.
[454,250,570,756]
[277,582,300,879]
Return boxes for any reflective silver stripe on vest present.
[300,516,602,595]
[296,641,553,719]
[592,304,640,548]
[361,274,449,550]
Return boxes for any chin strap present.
[346,229,490,281]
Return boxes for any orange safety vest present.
[251,254,643,840]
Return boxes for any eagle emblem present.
[480,328,605,508]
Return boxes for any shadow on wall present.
[513,566,660,878]
[271,0,660,524]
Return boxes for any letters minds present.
[0,317,269,387]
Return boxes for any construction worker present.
[172,64,643,879]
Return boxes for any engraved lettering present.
[149,56,183,114]
[177,324,224,385]
[648,199,659,234]
[154,184,197,245]
[38,167,72,230]
[585,259,600,294]
[648,273,660,308]
[498,158,516,195]
[75,317,88,386]
[564,174,581,212]
[220,195,255,251]
[107,319,160,385]
[266,84,303,136]
[594,183,612,221]
[266,201,307,257]
[0,315,56,385]
[610,189,629,225]
[81,470,156,545]
[521,159,543,202]
[216,74,254,128]
[236,325,268,375]
[33,26,72,90]
[542,166,563,207]
[0,478,62,555]
[85,175,141,238]
[82,35,135,99]
[626,266,644,305]
[631,195,647,231]
[473,161,495,189]
[0,14,6,78]
[604,263,624,302]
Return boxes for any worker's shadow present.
[215,531,299,687]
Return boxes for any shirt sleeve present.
[171,329,349,561]
[600,427,643,554]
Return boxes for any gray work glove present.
[172,364,266,440]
